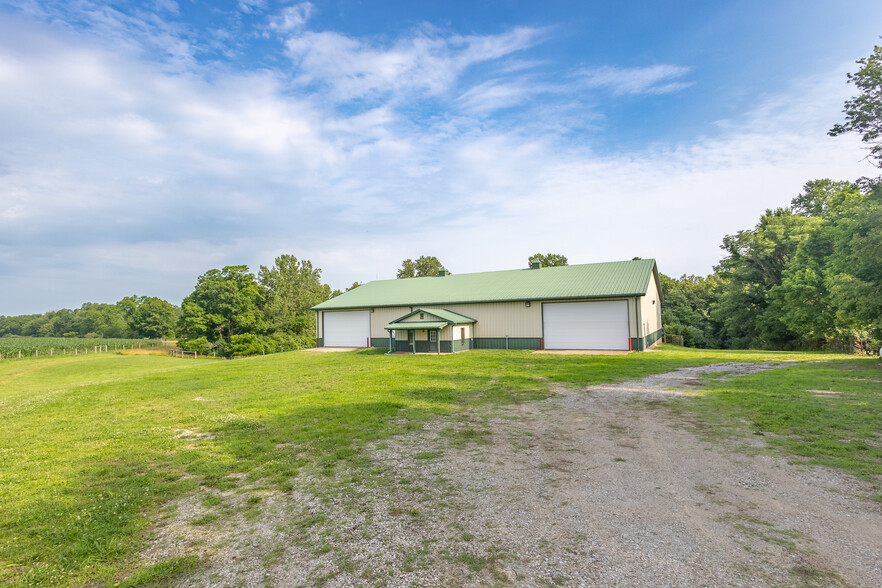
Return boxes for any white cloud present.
[457,78,555,114]
[578,64,693,95]
[284,26,547,102]
[268,2,313,33]
[238,0,266,15]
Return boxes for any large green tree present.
[659,273,722,348]
[528,253,568,267]
[829,43,882,167]
[178,266,266,350]
[396,256,447,278]
[118,296,180,339]
[258,255,332,337]
[73,303,129,338]
[712,208,819,349]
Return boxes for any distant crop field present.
[0,336,163,359]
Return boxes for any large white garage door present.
[543,301,630,350]
[323,311,370,347]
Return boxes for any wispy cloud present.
[283,26,547,102]
[578,64,692,95]
[457,78,555,114]
[268,2,313,33]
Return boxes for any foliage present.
[119,296,180,339]
[712,207,819,349]
[257,255,332,339]
[230,333,264,357]
[659,273,722,348]
[0,297,180,340]
[660,178,881,353]
[829,43,882,167]
[396,255,446,278]
[176,256,335,357]
[528,253,568,267]
[179,336,211,354]
[177,266,266,351]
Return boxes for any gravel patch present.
[149,362,881,587]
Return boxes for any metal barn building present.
[312,258,663,353]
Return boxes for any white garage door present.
[323,311,370,347]
[543,301,630,350]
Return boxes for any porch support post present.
[388,330,393,353]
[437,329,441,355]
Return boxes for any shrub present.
[179,337,211,354]
[230,333,263,357]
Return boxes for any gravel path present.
[165,362,882,587]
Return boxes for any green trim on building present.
[630,337,643,351]
[472,337,541,350]
[452,338,471,352]
[369,338,389,348]
[645,328,664,348]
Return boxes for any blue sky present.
[1,0,881,315]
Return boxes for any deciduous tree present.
[829,43,882,167]
[396,256,446,278]
[528,253,568,267]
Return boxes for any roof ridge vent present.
[530,261,542,270]
[437,268,447,276]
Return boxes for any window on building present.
[429,330,437,343]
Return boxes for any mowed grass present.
[678,359,882,479]
[0,346,867,586]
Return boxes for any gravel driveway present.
[168,363,882,587]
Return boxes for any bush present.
[230,333,263,357]
[179,337,211,354]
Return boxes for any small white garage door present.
[543,301,630,350]
[323,311,370,347]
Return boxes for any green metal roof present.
[390,308,476,324]
[313,258,658,311]
[384,321,448,331]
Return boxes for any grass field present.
[0,346,878,586]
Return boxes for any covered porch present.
[384,308,476,354]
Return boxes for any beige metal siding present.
[639,270,662,335]
[371,306,413,338]
[400,311,440,323]
[371,300,640,339]
[416,302,540,338]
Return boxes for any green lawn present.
[0,346,874,586]
[677,359,882,479]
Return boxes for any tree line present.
[0,296,180,340]
[665,43,882,354]
[663,179,881,352]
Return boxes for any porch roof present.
[384,321,448,331]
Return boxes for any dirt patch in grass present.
[146,363,881,587]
